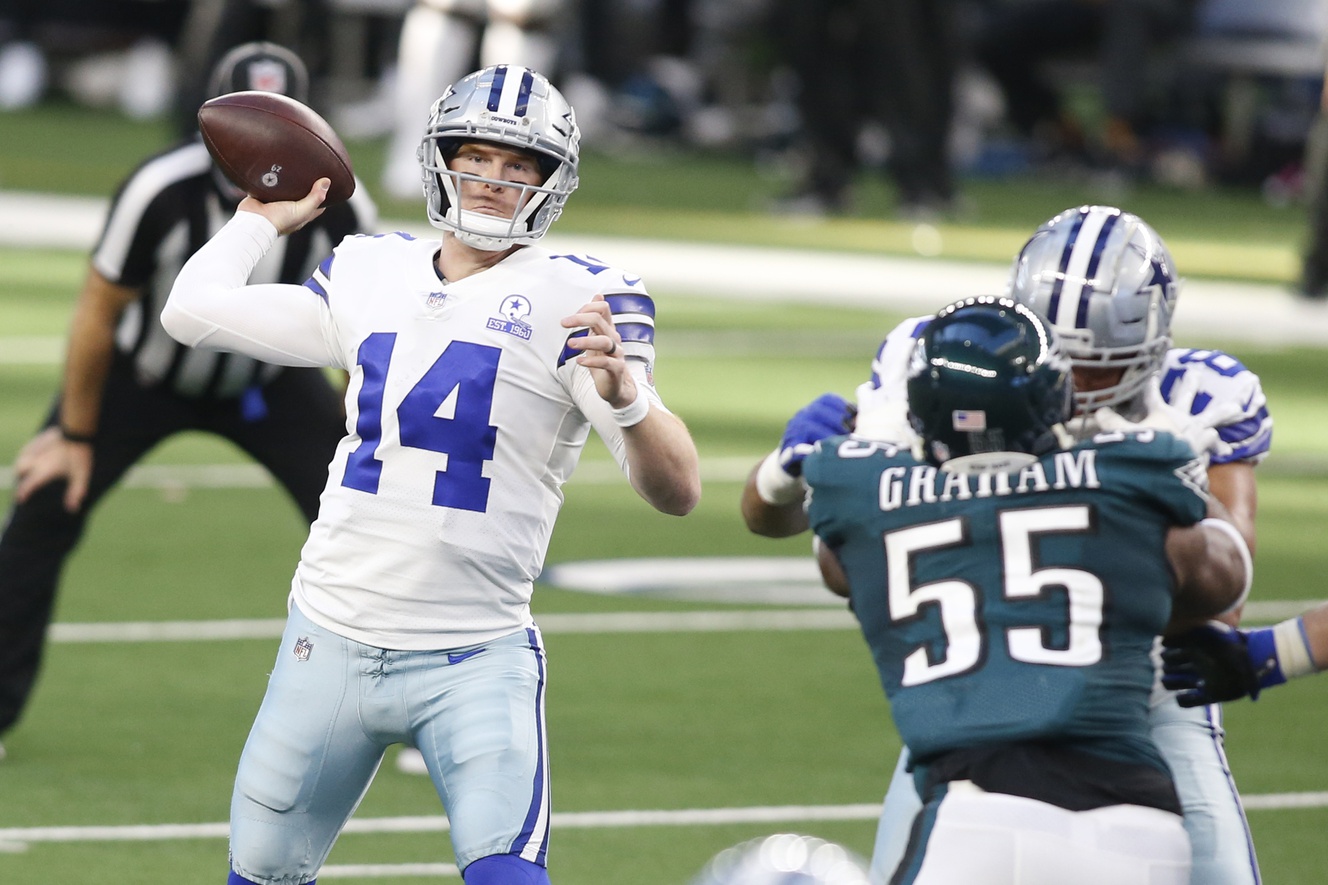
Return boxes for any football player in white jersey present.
[163,65,700,885]
[741,205,1271,885]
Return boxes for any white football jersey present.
[166,217,667,649]
[854,317,1273,465]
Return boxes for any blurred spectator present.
[770,0,959,219]
[974,0,1199,177]
[381,0,564,200]
[0,0,186,115]
[1299,69,1328,298]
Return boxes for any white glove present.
[1160,370,1239,461]
[1092,387,1218,465]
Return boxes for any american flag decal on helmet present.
[952,410,987,432]
[487,64,535,117]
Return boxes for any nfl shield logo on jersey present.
[426,291,448,309]
[293,636,313,661]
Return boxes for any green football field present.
[2,103,1328,883]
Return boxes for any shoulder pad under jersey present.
[1159,348,1271,464]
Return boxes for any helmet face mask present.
[419,65,580,251]
[906,297,1074,471]
[1007,205,1178,414]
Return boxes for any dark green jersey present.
[804,430,1208,774]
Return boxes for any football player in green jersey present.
[786,297,1251,884]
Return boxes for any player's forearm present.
[1297,603,1328,670]
[162,212,333,367]
[621,408,700,516]
[163,211,274,342]
[60,315,116,438]
[740,460,808,537]
[59,271,133,437]
[1166,517,1252,629]
[1208,461,1258,556]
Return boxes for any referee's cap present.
[208,41,309,103]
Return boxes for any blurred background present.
[2,0,1327,266]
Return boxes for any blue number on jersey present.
[343,332,500,512]
[1160,348,1249,417]
[548,253,610,274]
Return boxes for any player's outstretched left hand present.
[777,393,857,477]
[1162,621,1277,706]
[562,294,632,407]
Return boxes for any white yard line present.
[49,609,860,644]
[0,795,1322,848]
[44,598,1323,645]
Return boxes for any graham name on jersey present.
[828,438,1104,511]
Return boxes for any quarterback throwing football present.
[163,65,700,885]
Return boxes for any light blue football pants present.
[228,603,551,885]
[869,694,1260,885]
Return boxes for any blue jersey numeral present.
[1174,348,1247,378]
[343,333,500,513]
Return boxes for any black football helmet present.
[207,41,309,103]
[907,296,1074,469]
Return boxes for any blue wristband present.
[1245,627,1288,690]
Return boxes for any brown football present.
[198,91,355,204]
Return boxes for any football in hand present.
[198,91,356,204]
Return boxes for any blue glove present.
[1161,622,1286,706]
[777,393,856,477]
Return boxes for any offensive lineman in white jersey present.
[742,206,1270,885]
[163,65,700,885]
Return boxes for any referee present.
[0,42,377,758]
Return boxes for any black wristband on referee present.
[59,425,96,444]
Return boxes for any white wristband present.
[1201,517,1253,616]
[610,389,651,427]
[754,449,804,506]
[1273,617,1319,679]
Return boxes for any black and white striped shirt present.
[91,139,375,398]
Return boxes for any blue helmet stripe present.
[487,64,507,112]
[1047,208,1088,321]
[514,69,534,116]
[1075,210,1119,328]
[486,65,534,117]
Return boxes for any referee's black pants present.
[0,357,344,736]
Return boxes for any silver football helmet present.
[1008,205,1180,413]
[419,64,580,251]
